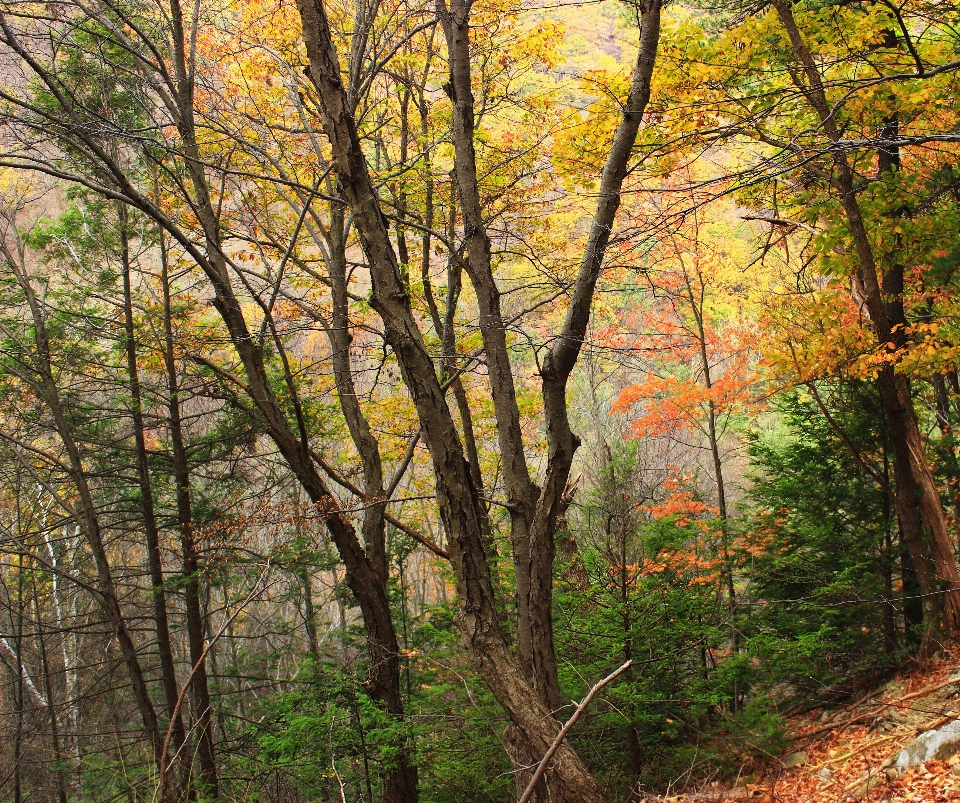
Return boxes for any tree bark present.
[324,203,419,803]
[531,0,662,728]
[932,372,960,527]
[436,0,542,694]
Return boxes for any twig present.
[810,734,901,770]
[517,660,632,803]
[330,714,348,803]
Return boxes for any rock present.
[885,767,899,782]
[782,750,808,768]
[893,719,960,769]
[953,763,960,777]
[818,767,833,781]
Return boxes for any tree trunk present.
[436,0,543,696]
[119,212,189,781]
[324,207,420,803]
[932,372,960,528]
[683,269,739,710]
[159,241,220,799]
[32,587,69,803]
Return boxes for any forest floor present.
[663,647,960,802]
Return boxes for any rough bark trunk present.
[325,205,419,803]
[882,370,942,624]
[531,0,662,731]
[932,373,960,528]
[436,0,543,693]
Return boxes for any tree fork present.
[296,0,662,798]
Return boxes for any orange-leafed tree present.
[609,216,764,707]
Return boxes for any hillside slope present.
[662,650,960,802]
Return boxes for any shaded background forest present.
[1,0,960,800]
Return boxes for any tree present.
[640,0,960,633]
[295,0,663,797]
[610,213,763,695]
[743,385,906,688]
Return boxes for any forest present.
[0,0,959,800]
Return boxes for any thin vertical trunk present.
[396,82,410,288]
[13,553,25,803]
[617,511,642,778]
[682,270,738,711]
[119,212,188,774]
[420,176,493,548]
[880,446,898,650]
[885,383,942,624]
[299,561,320,660]
[159,239,219,799]
[42,527,80,794]
[32,586,68,803]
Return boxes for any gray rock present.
[818,767,833,780]
[893,719,960,769]
[953,762,960,777]
[782,750,808,768]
